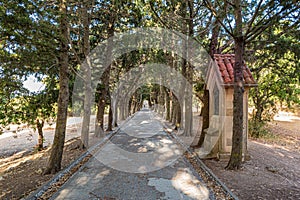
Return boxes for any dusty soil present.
[0,113,298,200]
[203,117,300,200]
[0,138,87,200]
[0,115,110,200]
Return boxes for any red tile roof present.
[213,54,256,85]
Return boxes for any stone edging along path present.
[27,111,238,200]
[160,117,239,200]
[26,115,134,200]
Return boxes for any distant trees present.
[248,21,300,137]
[0,0,58,150]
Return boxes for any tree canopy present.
[0,0,299,172]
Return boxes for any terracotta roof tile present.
[213,54,256,85]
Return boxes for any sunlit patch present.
[145,141,157,148]
[274,111,300,122]
[75,176,89,185]
[140,120,150,124]
[94,169,110,179]
[137,146,148,153]
[148,169,209,200]
[160,138,173,144]
[172,168,210,199]
[252,141,292,153]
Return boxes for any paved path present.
[51,109,212,200]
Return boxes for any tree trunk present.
[171,95,179,126]
[95,21,114,137]
[253,89,264,123]
[95,93,106,137]
[209,6,221,56]
[112,98,118,127]
[128,98,132,115]
[44,0,69,174]
[176,101,181,130]
[158,84,164,116]
[197,90,209,147]
[132,98,137,114]
[164,88,170,121]
[36,119,44,151]
[80,0,91,149]
[226,0,245,170]
[183,71,193,136]
[107,103,113,131]
[183,0,194,137]
[148,98,152,108]
[124,99,129,118]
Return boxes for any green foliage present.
[248,20,300,123]
[0,0,60,129]
[248,119,268,138]
[248,118,280,140]
[0,87,57,128]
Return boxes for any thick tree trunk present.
[197,90,209,147]
[164,88,171,121]
[171,95,179,126]
[183,0,194,137]
[148,98,152,108]
[128,98,132,115]
[226,0,245,170]
[107,103,113,131]
[95,22,114,137]
[124,99,130,117]
[132,99,137,114]
[253,89,264,123]
[112,98,118,127]
[209,11,221,56]
[158,84,165,115]
[36,119,44,151]
[183,68,193,136]
[44,0,69,174]
[95,94,106,137]
[176,101,181,130]
[80,0,91,149]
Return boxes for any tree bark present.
[107,103,113,131]
[80,0,91,149]
[176,100,181,130]
[158,84,165,115]
[164,88,171,121]
[197,89,209,147]
[95,21,114,137]
[112,97,118,127]
[44,0,69,174]
[95,89,106,137]
[226,0,245,170]
[36,119,44,151]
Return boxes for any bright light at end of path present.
[73,27,212,173]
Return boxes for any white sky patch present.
[23,75,45,92]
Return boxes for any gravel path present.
[50,109,214,200]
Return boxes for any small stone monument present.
[198,54,257,159]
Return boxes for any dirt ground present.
[0,113,299,199]
[0,137,86,199]
[203,115,300,200]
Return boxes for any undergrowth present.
[248,119,277,139]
